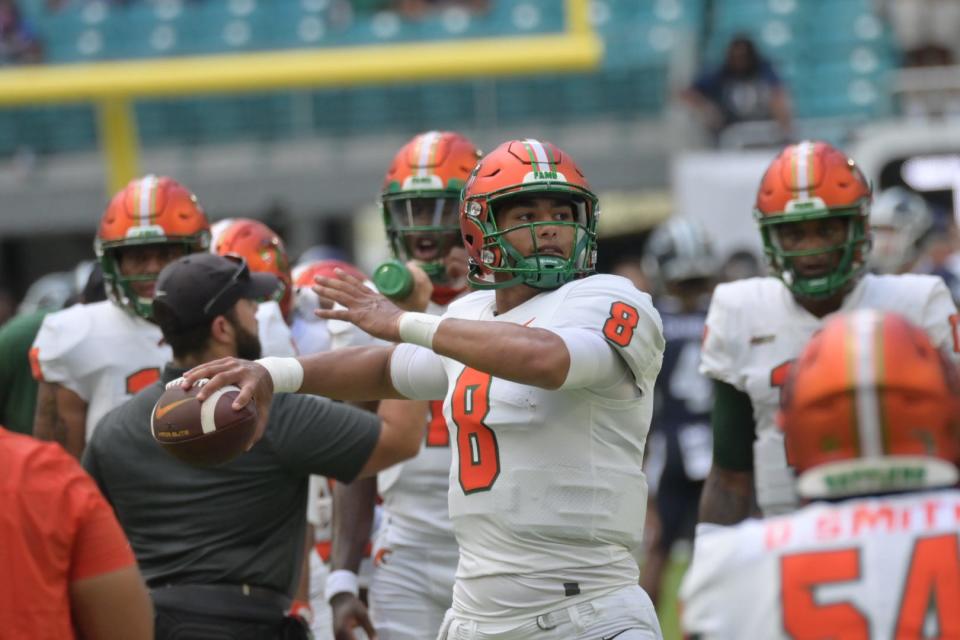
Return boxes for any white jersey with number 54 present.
[681,490,960,639]
[433,274,664,625]
[700,273,959,515]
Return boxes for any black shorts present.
[655,477,703,553]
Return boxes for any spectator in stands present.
[681,35,792,146]
[882,0,960,67]
[395,0,488,19]
[0,0,42,64]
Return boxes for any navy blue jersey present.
[647,301,713,490]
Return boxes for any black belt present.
[151,584,291,623]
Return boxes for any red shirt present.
[0,428,136,639]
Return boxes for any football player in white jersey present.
[211,218,298,357]
[290,257,371,640]
[682,310,960,639]
[698,140,960,522]
[31,175,211,458]
[326,131,481,640]
[184,138,666,640]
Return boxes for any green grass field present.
[656,552,691,640]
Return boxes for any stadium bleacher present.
[1,0,897,157]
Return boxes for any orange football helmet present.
[780,310,960,499]
[460,138,598,290]
[95,175,211,319]
[381,131,481,300]
[755,140,872,299]
[291,259,367,319]
[212,218,293,322]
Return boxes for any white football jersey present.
[332,301,454,545]
[290,315,331,355]
[701,274,959,514]
[439,275,663,625]
[31,300,170,437]
[256,300,297,357]
[681,489,960,640]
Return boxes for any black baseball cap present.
[153,253,278,333]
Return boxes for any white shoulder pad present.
[31,303,101,398]
[256,301,298,357]
[894,274,959,362]
[700,279,761,389]
[553,274,664,389]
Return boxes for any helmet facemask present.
[758,205,870,300]
[98,238,202,320]
[466,190,598,291]
[382,195,462,282]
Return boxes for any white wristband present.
[325,569,360,601]
[255,357,304,393]
[398,312,442,349]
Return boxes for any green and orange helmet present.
[380,131,481,291]
[95,175,211,319]
[460,138,599,290]
[755,140,872,299]
[780,310,960,499]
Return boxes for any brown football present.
[151,380,257,467]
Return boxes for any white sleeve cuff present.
[255,357,304,393]
[325,570,359,601]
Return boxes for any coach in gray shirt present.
[83,253,422,640]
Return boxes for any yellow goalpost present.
[0,0,601,195]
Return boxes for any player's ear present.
[209,314,234,347]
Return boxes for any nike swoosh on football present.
[154,397,195,419]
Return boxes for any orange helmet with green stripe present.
[95,175,211,320]
[755,140,872,299]
[381,131,481,292]
[779,310,960,499]
[460,138,599,290]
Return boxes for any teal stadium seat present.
[5,0,898,156]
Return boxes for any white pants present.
[308,548,335,640]
[369,541,459,640]
[437,585,662,640]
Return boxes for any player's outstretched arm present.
[33,382,88,459]
[314,271,572,389]
[181,345,401,449]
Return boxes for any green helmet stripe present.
[522,139,556,175]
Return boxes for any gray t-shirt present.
[83,365,380,596]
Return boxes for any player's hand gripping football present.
[181,358,273,448]
[314,268,405,343]
[330,592,377,640]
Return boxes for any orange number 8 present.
[603,301,640,347]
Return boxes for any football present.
[150,379,257,467]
